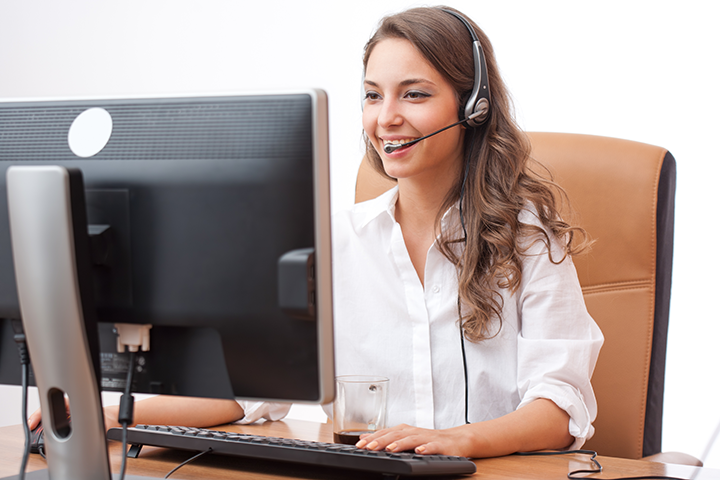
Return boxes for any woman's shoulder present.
[333,186,398,229]
[515,202,567,257]
[332,187,397,255]
[516,201,545,224]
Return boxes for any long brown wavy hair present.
[362,6,589,341]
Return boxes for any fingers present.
[356,425,431,453]
[27,408,42,430]
[355,425,470,457]
[383,433,429,454]
[355,424,410,449]
[28,396,73,431]
[414,442,441,455]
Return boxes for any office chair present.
[355,132,699,465]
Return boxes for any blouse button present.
[432,285,441,293]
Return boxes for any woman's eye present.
[364,91,381,101]
[405,91,430,100]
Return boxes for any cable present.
[164,448,213,479]
[518,450,603,478]
[457,141,473,244]
[457,298,470,425]
[515,450,691,480]
[12,320,31,480]
[18,363,30,480]
[456,133,477,426]
[118,350,137,480]
[18,362,30,480]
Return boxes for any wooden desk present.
[1,420,717,479]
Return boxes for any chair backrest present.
[354,132,676,459]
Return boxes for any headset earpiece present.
[441,9,491,128]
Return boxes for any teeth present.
[383,139,414,145]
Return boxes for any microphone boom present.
[382,111,482,154]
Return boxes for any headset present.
[441,8,492,128]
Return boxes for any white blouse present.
[240,186,603,449]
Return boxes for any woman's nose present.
[377,98,403,129]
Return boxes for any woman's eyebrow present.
[363,78,436,87]
[399,78,434,87]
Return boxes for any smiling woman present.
[327,5,604,458]
[358,6,593,342]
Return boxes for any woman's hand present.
[355,399,574,459]
[356,423,475,458]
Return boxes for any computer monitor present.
[0,90,334,479]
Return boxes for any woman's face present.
[363,37,464,183]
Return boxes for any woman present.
[29,5,603,460]
[329,5,602,458]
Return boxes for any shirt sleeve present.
[233,401,292,424]
[514,217,604,449]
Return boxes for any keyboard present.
[107,424,477,477]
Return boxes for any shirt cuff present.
[233,401,292,424]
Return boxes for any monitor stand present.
[3,166,156,480]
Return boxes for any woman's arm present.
[355,398,573,458]
[28,395,245,431]
[104,395,245,429]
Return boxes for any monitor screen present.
[0,91,334,405]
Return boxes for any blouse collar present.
[356,185,462,238]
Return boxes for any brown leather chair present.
[354,132,696,464]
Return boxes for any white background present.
[1,0,719,468]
